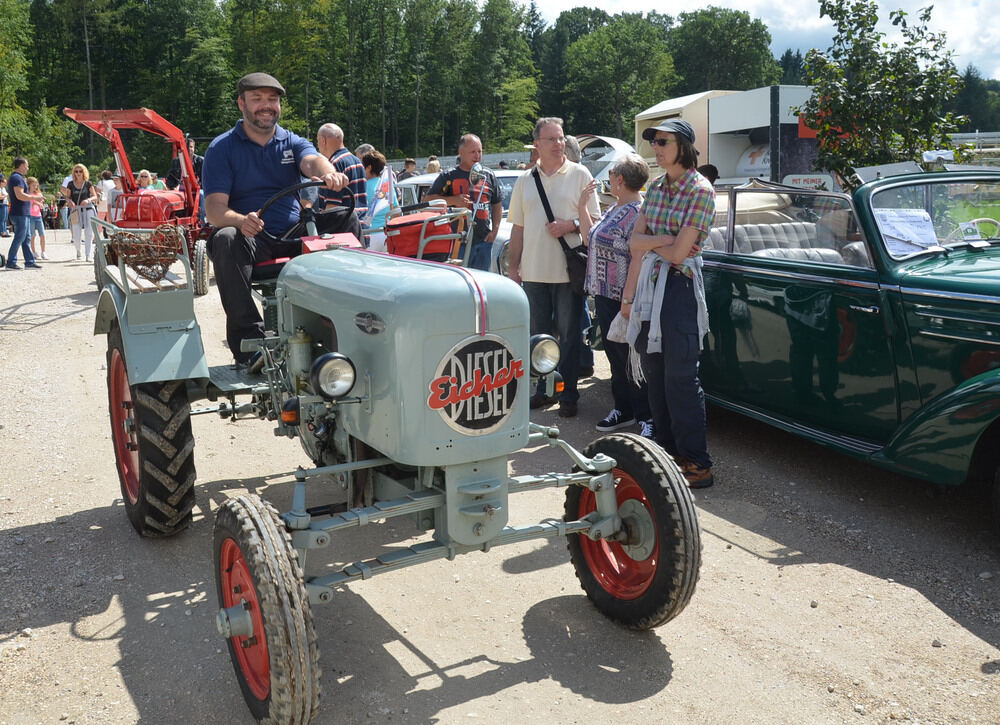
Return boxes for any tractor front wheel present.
[215,494,320,724]
[565,433,701,629]
[192,237,210,296]
[107,324,196,536]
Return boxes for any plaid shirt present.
[641,166,715,278]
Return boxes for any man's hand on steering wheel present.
[240,210,266,239]
[314,171,349,192]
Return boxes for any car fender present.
[876,372,1000,485]
[93,284,210,385]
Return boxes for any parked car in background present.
[700,171,1000,531]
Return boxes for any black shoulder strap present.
[531,167,572,253]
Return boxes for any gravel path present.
[1,229,997,724]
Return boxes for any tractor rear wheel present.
[107,324,196,536]
[192,238,210,296]
[565,433,701,629]
[215,494,320,725]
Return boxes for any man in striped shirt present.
[316,123,367,211]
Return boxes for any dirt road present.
[1,229,998,724]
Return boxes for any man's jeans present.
[0,203,8,234]
[6,216,35,266]
[523,281,582,403]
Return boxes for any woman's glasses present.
[651,138,677,147]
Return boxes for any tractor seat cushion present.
[251,257,292,281]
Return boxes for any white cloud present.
[529,0,1000,79]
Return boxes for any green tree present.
[469,0,537,148]
[0,0,32,165]
[949,65,1000,133]
[535,7,610,119]
[565,14,676,138]
[669,7,780,94]
[778,49,804,85]
[799,0,967,185]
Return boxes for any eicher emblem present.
[427,335,524,435]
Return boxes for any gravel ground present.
[1,228,998,724]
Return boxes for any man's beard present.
[245,108,280,132]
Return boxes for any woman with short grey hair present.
[577,152,653,436]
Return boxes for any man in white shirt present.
[507,117,599,418]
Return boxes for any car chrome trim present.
[705,260,880,290]
[916,330,1000,346]
[913,310,1000,327]
[900,286,1000,307]
[706,396,882,455]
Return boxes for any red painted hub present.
[576,470,659,599]
[219,538,270,701]
[109,348,140,503]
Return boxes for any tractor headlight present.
[309,353,356,399]
[529,334,560,375]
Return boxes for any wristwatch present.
[621,296,633,304]
[572,218,580,232]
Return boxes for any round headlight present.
[529,334,560,375]
[309,353,356,399]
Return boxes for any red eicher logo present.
[427,337,524,434]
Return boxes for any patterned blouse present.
[641,167,714,278]
[584,201,641,300]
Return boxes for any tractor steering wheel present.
[255,179,356,243]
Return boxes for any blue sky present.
[533,0,999,79]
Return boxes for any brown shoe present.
[681,460,714,489]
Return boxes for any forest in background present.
[2,0,999,183]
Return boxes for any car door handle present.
[849,304,880,314]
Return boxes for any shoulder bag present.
[532,167,587,295]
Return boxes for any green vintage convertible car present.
[699,170,1000,531]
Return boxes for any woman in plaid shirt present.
[621,119,715,489]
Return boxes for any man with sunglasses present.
[202,72,350,370]
[507,117,600,418]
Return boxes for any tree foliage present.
[799,0,967,185]
[565,14,676,138]
[3,0,992,186]
[669,7,780,95]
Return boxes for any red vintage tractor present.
[63,107,213,295]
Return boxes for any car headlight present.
[529,334,560,375]
[309,352,356,399]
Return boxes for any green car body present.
[699,172,1000,517]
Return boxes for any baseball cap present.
[642,119,695,144]
[237,72,286,96]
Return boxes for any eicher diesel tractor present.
[95,181,701,724]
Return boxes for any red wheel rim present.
[220,538,270,701]
[109,348,140,503]
[576,469,659,599]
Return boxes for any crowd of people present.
[4,71,718,489]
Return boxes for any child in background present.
[26,177,47,260]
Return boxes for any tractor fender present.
[874,372,1000,486]
[93,284,210,385]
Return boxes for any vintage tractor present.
[95,181,701,724]
[63,107,212,295]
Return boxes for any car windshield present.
[496,174,517,212]
[871,179,1000,259]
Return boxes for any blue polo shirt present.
[7,172,29,216]
[202,120,318,236]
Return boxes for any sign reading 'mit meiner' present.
[428,335,524,435]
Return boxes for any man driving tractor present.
[203,72,351,370]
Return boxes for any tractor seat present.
[251,257,292,282]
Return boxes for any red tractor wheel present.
[107,324,196,536]
[214,495,320,725]
[565,433,701,629]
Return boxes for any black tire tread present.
[215,495,320,725]
[565,432,702,630]
[193,237,210,296]
[107,327,197,537]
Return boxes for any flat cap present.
[237,72,286,96]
